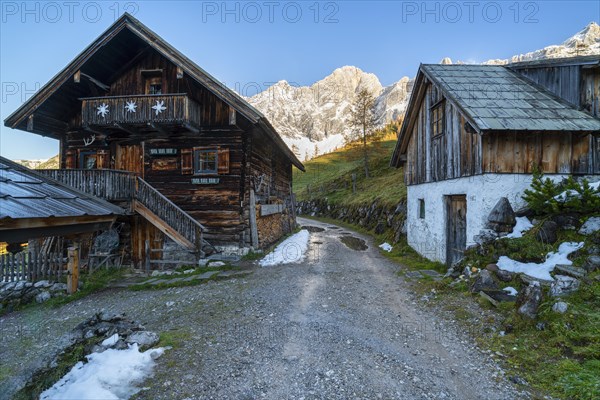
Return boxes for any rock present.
[474,229,498,245]
[535,322,546,331]
[50,283,67,292]
[470,270,498,293]
[583,255,600,272]
[35,291,51,304]
[509,375,528,386]
[550,275,580,297]
[462,266,472,278]
[514,206,533,218]
[33,280,51,288]
[552,214,579,230]
[208,261,226,267]
[552,301,568,313]
[485,264,499,273]
[374,221,385,235]
[487,198,516,233]
[495,269,514,282]
[579,217,600,235]
[14,281,26,291]
[183,269,195,274]
[554,264,587,278]
[126,331,159,348]
[516,281,542,319]
[535,220,558,244]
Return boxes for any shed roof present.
[420,64,600,132]
[0,157,124,220]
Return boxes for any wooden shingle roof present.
[421,64,600,132]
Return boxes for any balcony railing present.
[81,93,201,127]
[38,169,136,201]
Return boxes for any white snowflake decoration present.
[124,101,137,113]
[152,100,166,116]
[96,103,109,118]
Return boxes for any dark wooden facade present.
[4,14,303,264]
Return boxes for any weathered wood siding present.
[405,79,598,186]
[514,65,600,118]
[482,132,594,174]
[405,81,482,185]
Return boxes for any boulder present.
[516,281,542,319]
[495,269,515,282]
[474,229,498,245]
[579,217,600,236]
[583,255,600,272]
[552,214,580,230]
[552,301,568,314]
[126,331,159,348]
[535,221,558,244]
[550,275,580,297]
[35,291,51,304]
[487,198,516,233]
[470,270,498,293]
[485,264,499,272]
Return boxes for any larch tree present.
[349,88,377,178]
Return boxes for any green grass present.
[293,133,406,208]
[158,329,192,348]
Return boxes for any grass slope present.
[293,133,406,207]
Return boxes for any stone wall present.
[296,199,407,242]
[0,280,68,312]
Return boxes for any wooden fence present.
[0,251,66,283]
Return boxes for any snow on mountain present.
[246,22,598,161]
[484,22,600,65]
[247,66,411,160]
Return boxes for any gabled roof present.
[391,63,600,166]
[3,13,304,171]
[0,157,124,220]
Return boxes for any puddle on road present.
[339,236,368,251]
[302,225,325,233]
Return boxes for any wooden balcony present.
[81,93,201,132]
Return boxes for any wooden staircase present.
[37,169,211,256]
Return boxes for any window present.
[145,76,162,95]
[431,102,445,137]
[80,151,97,169]
[418,199,425,219]
[194,149,218,174]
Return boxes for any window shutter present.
[65,149,76,169]
[217,148,229,174]
[97,150,110,169]
[181,148,193,175]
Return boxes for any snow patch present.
[503,287,518,296]
[101,333,119,347]
[379,243,393,252]
[40,344,165,400]
[504,217,533,239]
[497,242,584,281]
[259,230,310,267]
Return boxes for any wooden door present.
[115,144,144,176]
[446,195,467,267]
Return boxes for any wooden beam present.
[74,70,81,83]
[133,200,195,250]
[184,122,199,134]
[27,114,34,131]
[147,122,168,136]
[67,244,79,294]
[80,72,110,91]
[249,189,259,248]
[114,123,137,136]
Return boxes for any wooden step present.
[133,200,195,251]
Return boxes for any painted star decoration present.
[96,103,109,118]
[152,100,167,116]
[124,101,137,113]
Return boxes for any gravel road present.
[0,217,526,399]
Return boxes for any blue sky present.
[1,0,598,159]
